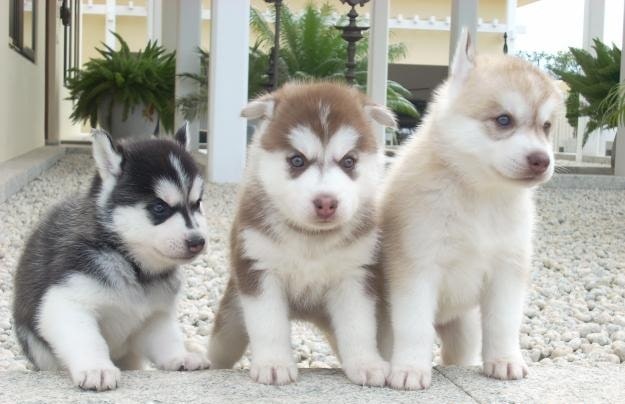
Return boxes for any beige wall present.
[116,16,148,50]
[80,0,514,67]
[0,0,46,162]
[250,0,510,65]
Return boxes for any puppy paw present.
[250,361,298,385]
[159,351,211,371]
[483,358,528,380]
[387,365,432,390]
[342,358,389,387]
[72,366,121,391]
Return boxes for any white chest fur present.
[241,227,378,304]
[40,273,179,359]
[404,186,534,324]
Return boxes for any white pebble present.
[611,341,625,362]
[587,333,610,346]
[579,323,601,338]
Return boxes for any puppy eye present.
[340,156,356,170]
[288,154,306,169]
[192,199,202,210]
[543,121,552,133]
[149,199,171,216]
[495,114,513,128]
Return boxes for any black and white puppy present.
[13,124,210,391]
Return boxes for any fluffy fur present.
[379,30,564,390]
[12,125,210,391]
[208,82,396,386]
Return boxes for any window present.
[9,0,37,62]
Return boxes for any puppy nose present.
[185,235,205,254]
[526,152,550,175]
[313,195,338,219]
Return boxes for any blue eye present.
[150,200,171,216]
[289,154,306,168]
[543,121,552,133]
[340,156,356,170]
[495,114,513,127]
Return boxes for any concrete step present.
[0,364,623,403]
[0,146,66,204]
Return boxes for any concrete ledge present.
[555,166,614,175]
[0,365,623,403]
[439,364,625,403]
[555,152,611,164]
[0,146,66,204]
[544,174,625,190]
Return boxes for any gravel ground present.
[0,153,624,372]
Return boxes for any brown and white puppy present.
[208,82,396,386]
[379,30,564,390]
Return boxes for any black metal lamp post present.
[503,32,509,54]
[264,0,283,92]
[60,0,72,83]
[336,0,370,84]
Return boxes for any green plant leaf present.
[66,31,176,132]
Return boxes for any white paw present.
[342,358,389,387]
[72,366,121,391]
[159,351,211,371]
[250,361,298,385]
[387,365,432,390]
[483,358,528,380]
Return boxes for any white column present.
[576,119,586,162]
[506,0,517,54]
[176,0,202,151]
[449,0,478,66]
[615,2,625,176]
[577,0,605,162]
[147,0,177,51]
[207,0,250,183]
[105,0,116,48]
[582,0,605,50]
[159,0,178,52]
[147,0,162,42]
[367,0,390,146]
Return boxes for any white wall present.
[0,0,46,163]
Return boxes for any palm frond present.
[551,39,621,146]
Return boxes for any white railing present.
[551,114,615,159]
[80,1,513,33]
[552,114,576,154]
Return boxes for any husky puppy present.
[208,82,396,386]
[13,125,210,391]
[380,31,563,390]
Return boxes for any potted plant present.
[66,32,176,139]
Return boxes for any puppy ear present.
[241,95,275,120]
[174,121,190,150]
[92,129,122,180]
[364,104,397,129]
[449,28,475,90]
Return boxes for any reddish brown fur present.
[260,82,379,154]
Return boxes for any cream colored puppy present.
[379,30,563,390]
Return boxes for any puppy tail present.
[208,279,249,368]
